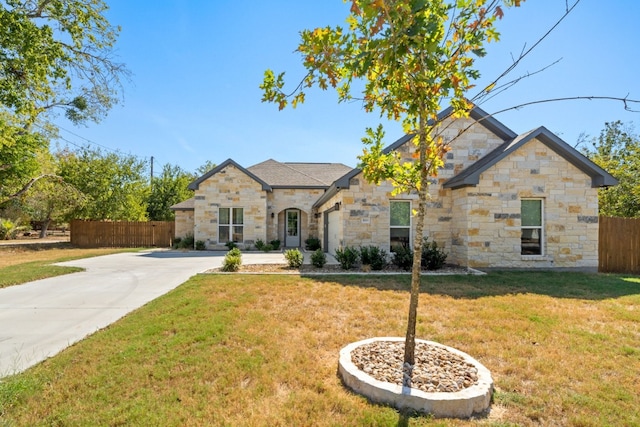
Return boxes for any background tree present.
[56,146,148,221]
[195,160,217,176]
[0,0,128,200]
[20,151,85,237]
[262,0,523,373]
[582,121,640,218]
[147,164,195,221]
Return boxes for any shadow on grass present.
[303,270,640,300]
[0,242,74,251]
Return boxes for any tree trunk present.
[39,218,51,238]
[403,114,430,384]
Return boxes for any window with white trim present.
[219,207,243,243]
[390,201,411,250]
[521,199,543,255]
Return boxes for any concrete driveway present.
[0,249,288,377]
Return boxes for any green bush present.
[195,240,206,250]
[284,248,304,268]
[310,249,327,268]
[270,239,281,250]
[391,245,413,271]
[360,245,388,271]
[334,246,360,270]
[256,240,272,252]
[0,218,26,240]
[420,238,448,270]
[175,234,194,249]
[221,248,242,272]
[305,237,321,251]
[225,241,237,250]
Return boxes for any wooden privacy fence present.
[71,220,175,248]
[599,216,640,274]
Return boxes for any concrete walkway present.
[0,249,306,377]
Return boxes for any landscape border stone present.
[338,337,493,418]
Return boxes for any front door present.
[285,209,300,247]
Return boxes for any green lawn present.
[1,271,639,426]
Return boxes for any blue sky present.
[54,0,640,174]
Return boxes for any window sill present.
[521,255,550,261]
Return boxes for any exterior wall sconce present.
[271,212,275,218]
[334,202,340,211]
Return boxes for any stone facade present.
[193,163,267,249]
[452,138,599,268]
[267,188,324,244]
[174,209,194,239]
[313,115,610,270]
[174,106,614,269]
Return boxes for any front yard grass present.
[1,272,638,426]
[0,244,141,288]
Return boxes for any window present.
[390,201,411,250]
[521,199,543,255]
[219,207,243,243]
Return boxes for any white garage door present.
[327,210,340,255]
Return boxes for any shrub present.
[176,234,195,249]
[173,237,182,247]
[195,240,206,250]
[361,245,388,271]
[391,245,413,271]
[334,246,360,270]
[311,249,327,268]
[305,236,321,251]
[255,239,265,251]
[269,239,281,250]
[421,238,448,270]
[262,244,274,252]
[225,241,237,250]
[284,248,304,268]
[0,218,23,240]
[221,248,242,272]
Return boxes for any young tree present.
[147,164,195,221]
[56,146,149,221]
[582,121,640,218]
[261,0,523,374]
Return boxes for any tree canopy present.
[582,121,640,218]
[0,0,127,124]
[0,0,128,202]
[56,146,148,221]
[147,164,195,221]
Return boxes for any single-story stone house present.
[171,105,616,269]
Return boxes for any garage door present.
[327,210,340,255]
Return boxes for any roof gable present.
[188,159,272,191]
[314,104,517,208]
[443,126,618,189]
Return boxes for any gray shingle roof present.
[170,197,194,210]
[247,159,352,187]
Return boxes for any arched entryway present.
[285,209,300,247]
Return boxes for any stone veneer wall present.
[193,164,267,249]
[453,137,599,268]
[174,209,194,239]
[267,188,324,244]
[317,117,506,257]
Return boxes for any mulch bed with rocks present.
[351,340,479,393]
